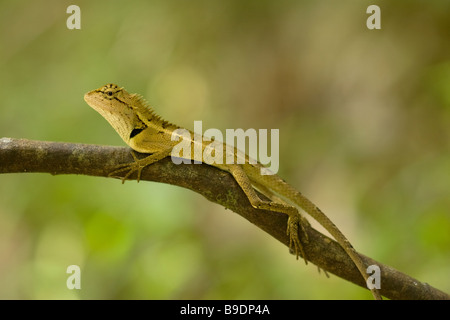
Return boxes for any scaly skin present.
[84,83,382,300]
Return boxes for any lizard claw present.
[108,151,145,183]
[287,214,309,264]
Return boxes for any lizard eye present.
[103,89,116,99]
[102,84,120,99]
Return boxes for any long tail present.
[265,175,382,300]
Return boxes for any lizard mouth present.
[84,91,115,113]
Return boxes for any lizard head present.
[84,83,148,146]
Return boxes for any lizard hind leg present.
[228,165,310,264]
[286,213,310,263]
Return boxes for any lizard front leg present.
[228,165,310,263]
[109,148,172,183]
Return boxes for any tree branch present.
[1,137,448,300]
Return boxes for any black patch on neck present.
[130,128,144,139]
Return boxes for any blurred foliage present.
[0,0,449,299]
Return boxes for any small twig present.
[0,137,449,300]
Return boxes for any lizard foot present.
[287,214,310,264]
[108,151,145,184]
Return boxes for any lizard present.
[84,83,382,300]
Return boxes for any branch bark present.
[1,137,448,300]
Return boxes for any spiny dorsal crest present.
[129,93,177,129]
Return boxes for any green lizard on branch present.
[84,83,382,300]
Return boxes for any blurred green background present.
[0,0,449,299]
